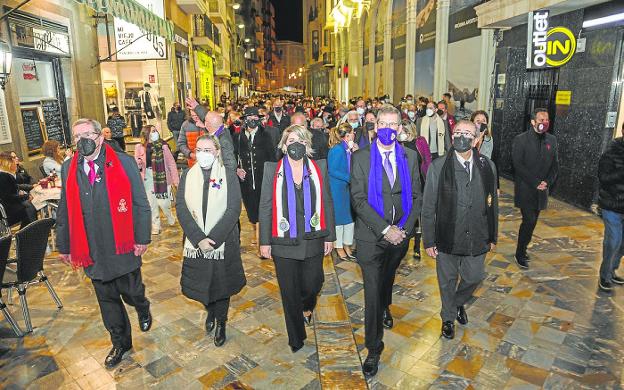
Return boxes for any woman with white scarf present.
[176,135,246,347]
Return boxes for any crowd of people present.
[2,91,622,379]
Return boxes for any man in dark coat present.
[597,135,624,291]
[56,119,152,369]
[422,120,498,339]
[268,98,291,133]
[350,105,422,377]
[512,108,559,269]
[309,117,329,160]
[166,102,186,149]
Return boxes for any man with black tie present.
[351,105,423,377]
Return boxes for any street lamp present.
[250,47,255,52]
[0,40,12,90]
[244,38,250,43]
[238,23,245,29]
[232,3,241,10]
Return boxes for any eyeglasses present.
[378,121,399,128]
[196,148,217,154]
[72,131,100,141]
[453,131,475,138]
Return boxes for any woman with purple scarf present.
[399,120,432,260]
[258,125,336,353]
[328,123,358,261]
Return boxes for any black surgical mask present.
[233,120,242,126]
[437,109,444,116]
[365,122,375,131]
[274,107,282,113]
[246,119,259,129]
[286,142,306,161]
[77,137,97,157]
[453,135,473,153]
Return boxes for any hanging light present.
[244,38,250,43]
[238,23,245,29]
[0,41,12,90]
[232,3,241,10]
[250,47,255,52]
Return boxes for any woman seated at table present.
[0,152,37,228]
[10,151,34,192]
[41,140,71,176]
[259,125,335,353]
[176,135,246,347]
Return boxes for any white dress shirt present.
[454,150,474,181]
[82,150,101,176]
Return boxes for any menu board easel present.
[21,107,45,155]
[40,99,67,145]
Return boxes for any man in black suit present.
[512,108,559,269]
[268,98,291,133]
[351,105,423,377]
[308,117,329,160]
[56,119,152,369]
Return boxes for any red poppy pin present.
[546,144,551,151]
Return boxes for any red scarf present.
[65,143,135,267]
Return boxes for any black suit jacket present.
[512,130,559,210]
[350,145,423,243]
[269,112,291,133]
[0,171,30,224]
[310,128,329,160]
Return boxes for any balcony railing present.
[208,0,228,24]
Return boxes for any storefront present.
[6,9,73,154]
[173,25,191,106]
[481,1,624,209]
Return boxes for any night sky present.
[271,0,303,42]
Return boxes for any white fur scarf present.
[183,161,228,259]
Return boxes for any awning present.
[73,0,174,40]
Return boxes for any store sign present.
[555,90,572,105]
[416,7,436,51]
[527,10,577,69]
[73,0,173,40]
[114,0,167,60]
[10,23,71,56]
[196,51,215,110]
[448,6,480,44]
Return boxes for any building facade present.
[275,40,305,90]
[302,0,333,97]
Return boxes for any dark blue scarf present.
[367,141,412,228]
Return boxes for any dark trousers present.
[273,254,324,348]
[10,201,37,228]
[516,208,541,258]
[91,268,150,348]
[240,184,261,224]
[357,239,409,354]
[436,252,486,322]
[204,298,230,322]
[112,136,126,151]
[411,218,422,255]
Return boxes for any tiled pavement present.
[1,179,623,389]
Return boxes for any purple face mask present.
[376,127,397,146]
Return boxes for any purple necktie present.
[383,151,394,187]
[87,160,96,185]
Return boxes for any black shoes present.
[104,345,132,369]
[441,321,455,339]
[303,312,313,326]
[456,306,468,325]
[362,353,381,377]
[290,343,304,353]
[515,255,529,269]
[138,310,152,332]
[382,308,393,329]
[599,279,614,291]
[214,321,226,347]
[205,314,215,333]
[612,274,624,285]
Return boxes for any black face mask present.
[77,137,97,157]
[453,135,473,153]
[365,122,375,131]
[246,119,260,129]
[286,142,306,161]
[175,106,181,111]
[233,120,242,126]
[274,107,282,113]
[417,108,426,118]
[437,109,444,116]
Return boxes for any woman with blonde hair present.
[259,125,335,352]
[134,124,179,235]
[328,122,358,260]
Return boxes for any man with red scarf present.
[56,119,152,369]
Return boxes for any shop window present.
[14,59,56,103]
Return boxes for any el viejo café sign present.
[527,10,576,69]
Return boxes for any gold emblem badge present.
[117,199,128,213]
[310,212,320,228]
[487,194,492,207]
[279,218,290,232]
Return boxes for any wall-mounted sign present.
[196,51,214,110]
[0,90,12,145]
[527,10,577,69]
[416,6,436,51]
[448,6,479,43]
[555,90,571,105]
[114,0,166,60]
[10,23,71,56]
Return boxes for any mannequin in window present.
[138,83,161,124]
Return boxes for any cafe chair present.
[0,234,24,337]
[2,218,62,333]
[39,165,47,178]
[0,203,10,237]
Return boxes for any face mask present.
[536,121,550,133]
[196,151,215,169]
[356,107,365,116]
[397,132,408,142]
[407,111,416,120]
[417,108,425,117]
[246,119,259,129]
[286,142,306,161]
[77,137,97,157]
[347,140,355,149]
[274,107,282,113]
[453,135,473,153]
[367,104,372,110]
[233,120,242,126]
[426,108,434,117]
[350,121,359,129]
[365,122,375,131]
[149,132,160,142]
[175,106,181,111]
[437,109,444,116]
[407,99,413,104]
[376,127,397,146]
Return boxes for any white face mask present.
[149,132,160,142]
[407,111,416,119]
[397,132,408,142]
[347,140,355,149]
[356,107,365,116]
[196,151,215,169]
[426,108,434,117]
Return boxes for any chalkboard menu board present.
[21,108,44,153]
[41,99,66,144]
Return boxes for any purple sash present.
[341,140,351,172]
[214,125,224,137]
